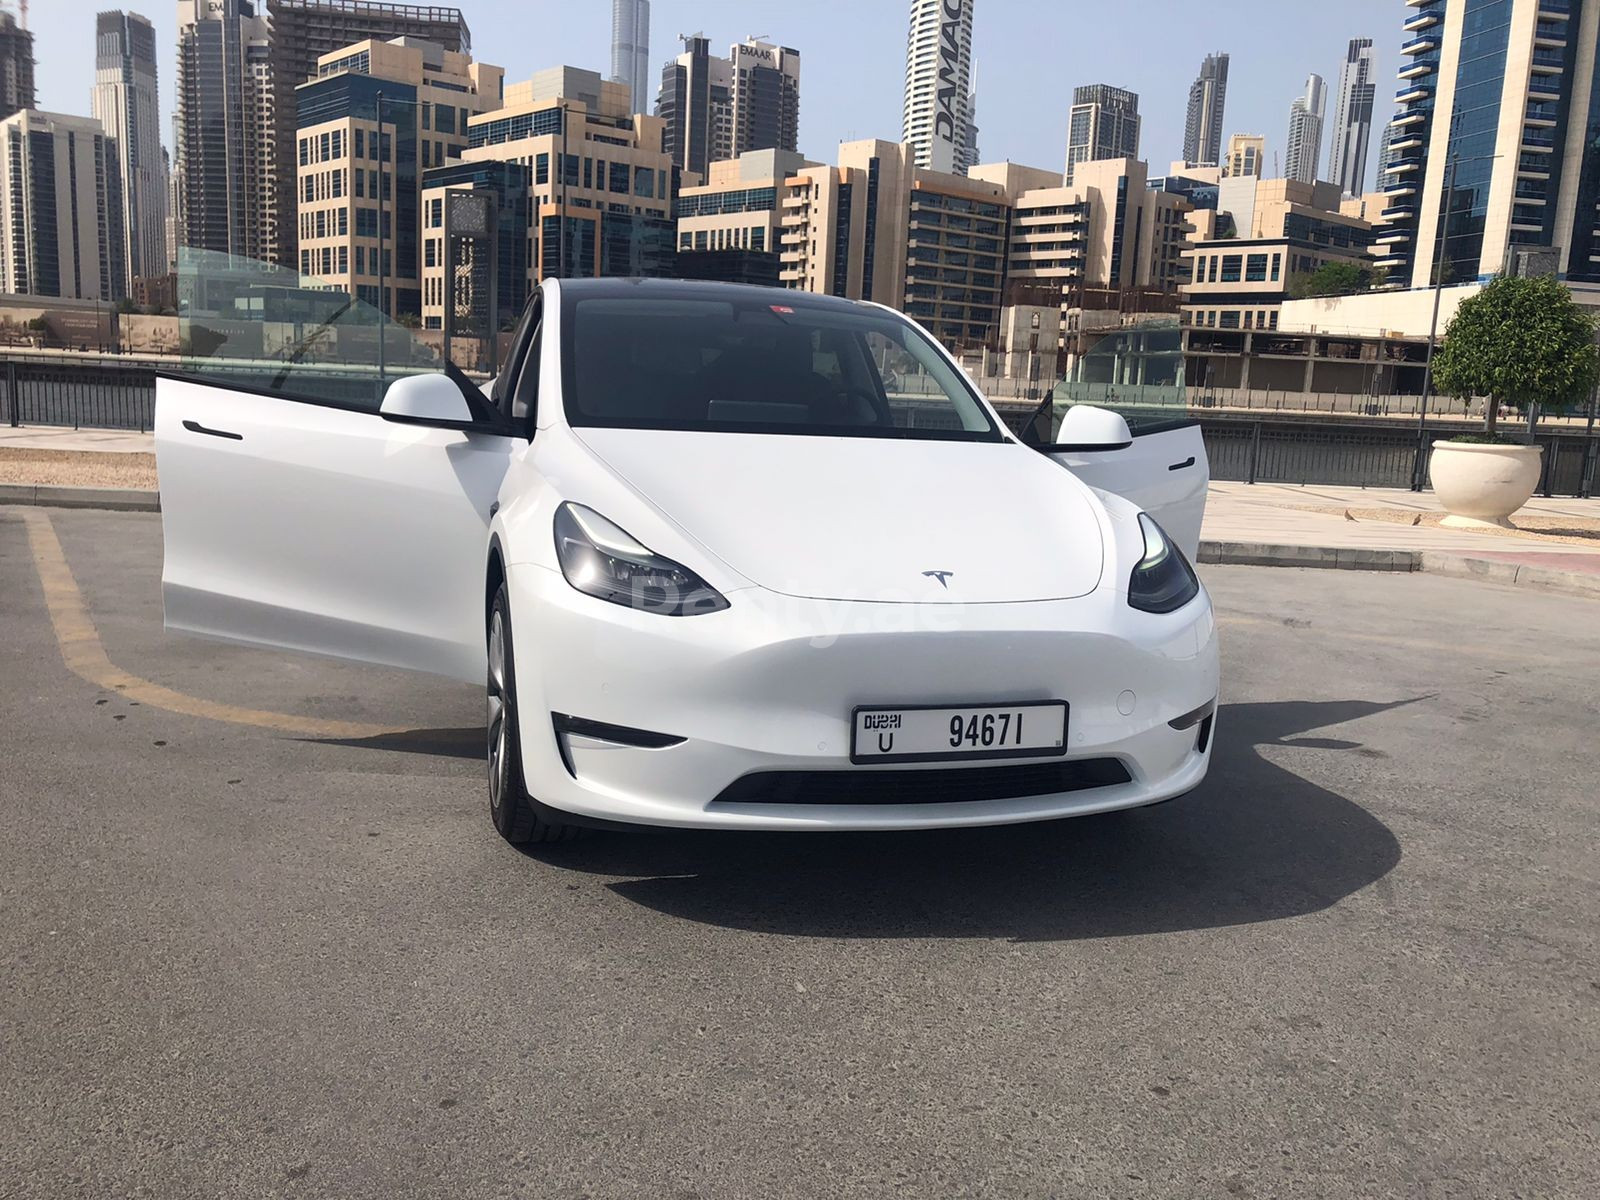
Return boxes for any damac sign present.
[933,0,966,147]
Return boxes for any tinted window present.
[562,296,1002,441]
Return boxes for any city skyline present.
[30,0,1399,194]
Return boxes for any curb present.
[1420,550,1600,599]
[1198,542,1420,572]
[0,483,161,512]
[1199,540,1600,600]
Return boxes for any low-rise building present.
[1182,177,1374,332]
[674,148,813,285]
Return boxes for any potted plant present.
[1429,274,1598,527]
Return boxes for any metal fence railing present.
[3,357,158,432]
[1198,417,1599,498]
[4,354,1598,499]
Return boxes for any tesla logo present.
[923,570,954,589]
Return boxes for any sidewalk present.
[1201,482,1600,594]
[0,426,155,454]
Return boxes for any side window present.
[512,324,540,427]
[491,296,539,419]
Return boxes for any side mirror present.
[1053,405,1132,451]
[380,373,476,429]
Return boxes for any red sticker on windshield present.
[770,305,794,314]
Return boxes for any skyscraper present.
[1065,84,1140,182]
[730,40,801,163]
[903,0,976,175]
[0,10,36,122]
[163,147,178,273]
[963,62,979,170]
[660,36,799,178]
[0,110,126,301]
[1183,52,1229,168]
[175,2,477,267]
[176,0,269,259]
[659,36,726,177]
[93,12,166,292]
[1284,74,1325,185]
[1377,0,1600,288]
[263,1,472,268]
[1328,38,1376,198]
[610,0,650,115]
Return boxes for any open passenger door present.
[1023,402,1209,560]
[156,255,541,683]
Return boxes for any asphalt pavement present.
[2,508,1597,1198]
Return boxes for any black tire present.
[487,583,581,845]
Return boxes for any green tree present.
[1288,260,1372,300]
[1431,274,1599,440]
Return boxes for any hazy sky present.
[35,0,1401,191]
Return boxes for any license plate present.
[850,702,1068,765]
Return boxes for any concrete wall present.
[1278,285,1483,338]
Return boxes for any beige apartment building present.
[765,144,1197,351]
[778,140,913,306]
[675,148,814,259]
[998,157,1191,301]
[458,67,677,285]
[1182,177,1374,331]
[294,37,503,318]
[777,139,1014,346]
[1223,133,1266,179]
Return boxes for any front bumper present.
[507,564,1219,831]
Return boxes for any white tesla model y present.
[157,279,1217,841]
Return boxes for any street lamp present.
[1412,139,1501,490]
[372,90,423,387]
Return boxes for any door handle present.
[182,419,243,441]
[1167,456,1196,471]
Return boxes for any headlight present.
[553,503,729,616]
[1128,513,1200,614]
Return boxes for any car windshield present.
[563,295,1003,441]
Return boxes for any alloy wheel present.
[487,609,509,811]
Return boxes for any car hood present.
[573,429,1105,604]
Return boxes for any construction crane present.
[0,0,26,29]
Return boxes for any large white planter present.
[1428,440,1543,529]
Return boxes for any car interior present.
[568,300,971,433]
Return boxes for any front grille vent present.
[712,758,1132,807]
